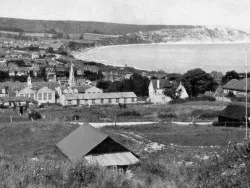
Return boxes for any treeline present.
[97,73,150,96]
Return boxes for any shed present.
[218,104,250,126]
[56,123,139,172]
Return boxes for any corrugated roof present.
[85,152,139,166]
[56,123,108,162]
[83,92,137,100]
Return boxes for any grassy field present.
[0,101,249,187]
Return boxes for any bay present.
[75,43,250,73]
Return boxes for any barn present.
[218,104,250,126]
[56,123,139,172]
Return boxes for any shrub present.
[169,98,186,104]
[198,111,220,119]
[189,95,215,102]
[117,110,141,117]
[158,112,176,119]
[28,110,42,120]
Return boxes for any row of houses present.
[1,73,138,106]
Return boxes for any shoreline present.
[72,40,250,72]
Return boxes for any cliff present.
[106,26,250,44]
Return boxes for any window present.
[116,98,119,103]
[101,99,104,104]
[30,93,34,99]
[118,168,124,174]
[68,100,72,105]
[131,98,134,102]
[92,99,95,104]
[85,100,88,105]
[20,94,24,97]
[38,93,42,100]
[43,93,47,100]
[48,93,52,100]
[108,98,112,104]
[25,94,29,98]
[112,166,117,173]
[124,98,127,103]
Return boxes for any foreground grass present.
[1,141,250,188]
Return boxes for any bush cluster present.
[117,110,141,117]
[28,110,42,120]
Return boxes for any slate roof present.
[56,124,108,162]
[56,123,139,165]
[219,104,250,121]
[151,79,172,89]
[222,79,250,92]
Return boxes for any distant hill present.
[0,17,197,35]
[104,26,250,45]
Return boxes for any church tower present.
[68,62,76,87]
[27,75,32,88]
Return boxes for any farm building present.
[56,123,139,172]
[217,104,250,126]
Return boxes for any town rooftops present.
[222,78,250,92]
[83,92,137,100]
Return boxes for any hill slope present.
[108,26,250,44]
[0,17,196,35]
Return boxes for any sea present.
[75,43,250,73]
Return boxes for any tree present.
[46,47,55,54]
[96,80,112,91]
[221,70,240,85]
[181,68,218,97]
[167,73,182,81]
[130,73,150,96]
[79,34,84,40]
[0,71,9,82]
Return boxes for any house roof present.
[219,104,250,121]
[151,79,172,89]
[83,92,137,100]
[56,123,139,165]
[222,79,250,91]
[56,123,109,162]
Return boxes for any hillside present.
[105,26,250,45]
[0,17,196,35]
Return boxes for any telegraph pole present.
[246,49,248,139]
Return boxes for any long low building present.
[60,92,137,106]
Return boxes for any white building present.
[148,79,188,104]
[148,79,172,104]
[16,76,56,105]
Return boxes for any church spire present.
[68,61,75,87]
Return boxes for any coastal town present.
[1,1,250,187]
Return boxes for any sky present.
[1,0,250,32]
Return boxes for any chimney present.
[157,79,160,89]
